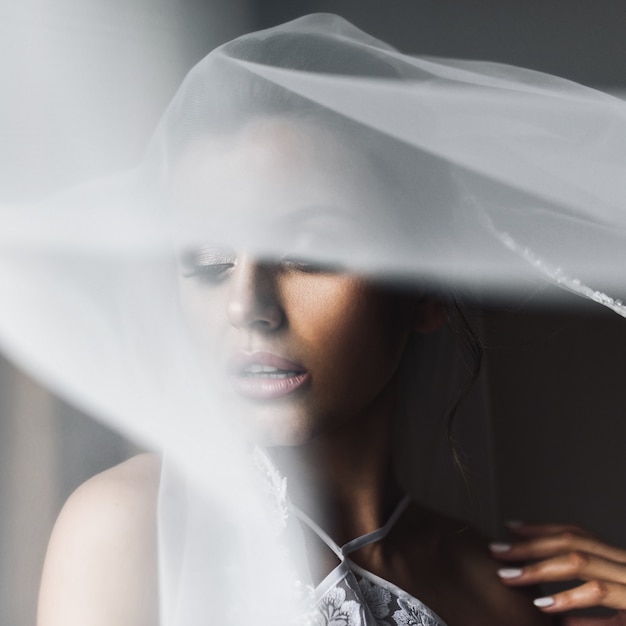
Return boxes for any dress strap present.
[289,495,411,560]
[289,503,344,560]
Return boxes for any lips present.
[230,352,310,399]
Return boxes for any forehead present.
[171,118,379,234]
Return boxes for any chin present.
[244,407,319,448]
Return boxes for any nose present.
[227,257,284,331]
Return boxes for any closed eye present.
[180,246,236,283]
[280,256,339,274]
[182,263,235,281]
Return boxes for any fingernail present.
[489,542,512,553]
[497,568,522,579]
[533,597,555,608]
[505,520,524,529]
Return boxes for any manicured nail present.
[497,568,522,579]
[505,520,524,529]
[533,597,555,608]
[489,542,512,553]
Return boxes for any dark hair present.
[446,298,484,491]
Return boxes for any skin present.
[178,253,419,447]
[37,453,160,626]
[37,119,626,625]
[491,522,626,624]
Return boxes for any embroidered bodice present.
[291,496,448,626]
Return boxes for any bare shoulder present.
[396,504,554,626]
[37,453,161,626]
[47,452,161,549]
[74,451,161,506]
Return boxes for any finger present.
[504,521,591,539]
[496,552,626,587]
[489,533,626,564]
[531,581,626,613]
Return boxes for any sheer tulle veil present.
[2,13,626,624]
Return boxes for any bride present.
[33,14,626,626]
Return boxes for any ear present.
[411,298,446,334]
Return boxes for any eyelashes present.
[180,247,236,283]
[180,246,339,283]
[280,257,338,274]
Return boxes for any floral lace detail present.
[313,577,365,626]
[354,574,446,626]
[308,569,446,626]
[250,445,288,532]
[391,598,443,626]
[285,492,446,626]
[357,577,391,624]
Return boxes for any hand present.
[489,521,626,617]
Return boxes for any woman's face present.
[174,119,440,446]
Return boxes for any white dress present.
[291,496,448,626]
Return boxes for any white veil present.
[2,13,626,624]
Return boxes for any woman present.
[33,14,626,626]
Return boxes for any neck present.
[269,379,403,546]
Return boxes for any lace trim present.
[311,568,448,626]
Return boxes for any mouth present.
[230,353,310,399]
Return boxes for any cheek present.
[284,276,367,338]
[177,280,228,352]
[285,278,411,383]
